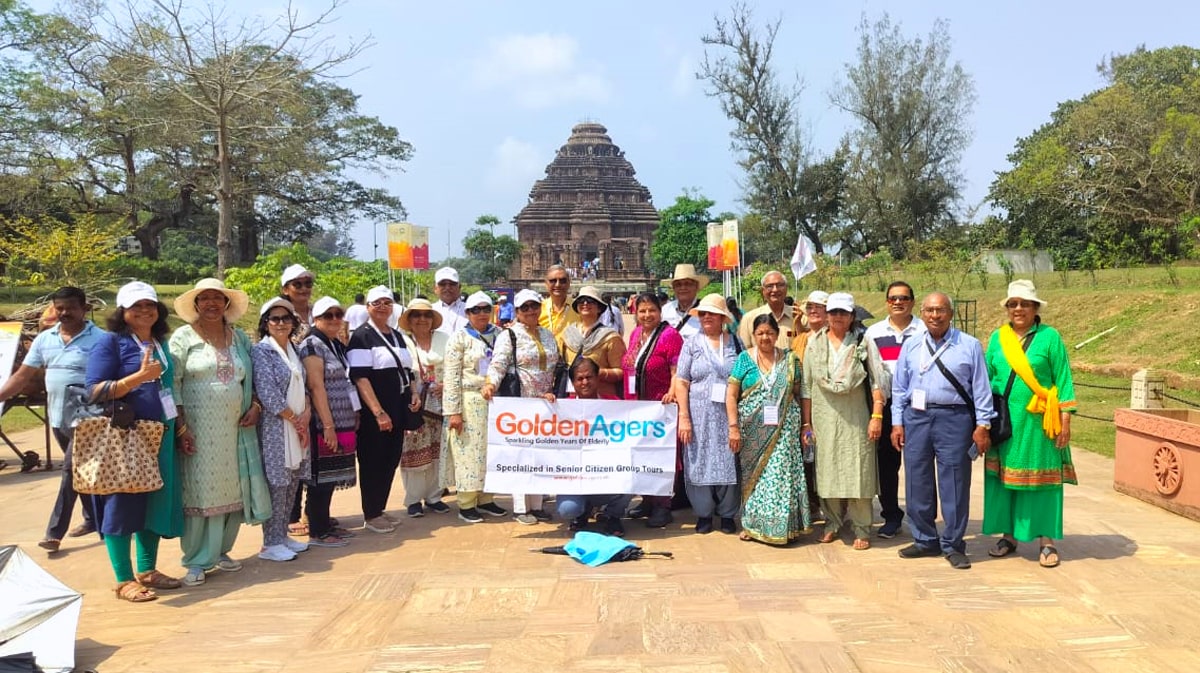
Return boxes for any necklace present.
[755,347,777,374]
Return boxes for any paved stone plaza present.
[2,426,1198,673]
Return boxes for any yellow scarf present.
[998,324,1061,439]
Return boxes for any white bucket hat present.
[1002,279,1046,307]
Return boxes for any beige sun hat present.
[571,285,608,311]
[397,297,443,331]
[1001,279,1046,308]
[688,293,733,324]
[174,278,250,323]
[662,263,711,289]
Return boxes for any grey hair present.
[922,292,955,313]
[546,264,568,278]
[760,270,785,286]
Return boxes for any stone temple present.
[510,122,659,289]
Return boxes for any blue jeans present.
[556,494,633,521]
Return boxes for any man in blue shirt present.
[0,287,105,552]
[496,293,514,327]
[890,292,992,569]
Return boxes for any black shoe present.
[627,503,651,519]
[568,515,588,532]
[897,543,941,559]
[477,502,508,517]
[695,516,713,534]
[877,520,902,539]
[719,517,737,534]
[945,551,972,569]
[458,507,483,524]
[529,509,553,522]
[603,517,626,537]
[646,506,673,528]
[426,501,451,514]
[406,503,425,518]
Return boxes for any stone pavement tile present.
[1005,648,1101,672]
[754,611,839,642]
[642,609,765,654]
[848,644,946,672]
[369,643,489,673]
[720,640,793,672]
[777,642,860,672]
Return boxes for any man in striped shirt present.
[864,281,924,538]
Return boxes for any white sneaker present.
[257,544,297,562]
[283,537,309,553]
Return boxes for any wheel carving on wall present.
[1152,443,1182,496]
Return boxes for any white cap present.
[280,264,313,286]
[259,297,296,317]
[514,289,543,308]
[805,290,829,306]
[116,281,158,309]
[365,285,393,304]
[434,267,460,284]
[312,296,342,318]
[465,291,493,308]
[826,292,855,313]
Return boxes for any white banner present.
[484,398,678,495]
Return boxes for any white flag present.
[790,234,816,280]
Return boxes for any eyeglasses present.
[369,299,393,307]
[827,309,851,316]
[921,307,950,316]
[547,277,570,285]
[576,297,601,306]
[266,314,294,324]
[517,303,540,312]
[762,282,787,290]
[287,279,314,289]
[408,311,434,319]
[1005,300,1037,310]
[887,295,913,303]
[318,311,345,320]
[466,306,491,315]
[436,280,459,287]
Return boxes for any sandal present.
[738,532,752,541]
[852,538,871,550]
[287,522,309,536]
[818,532,837,544]
[1039,545,1060,568]
[115,581,157,603]
[135,570,182,590]
[988,538,1018,558]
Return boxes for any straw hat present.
[1002,279,1046,308]
[662,263,711,288]
[398,297,443,331]
[688,294,733,323]
[174,278,249,323]
[571,285,608,311]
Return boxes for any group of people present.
[2,259,1078,603]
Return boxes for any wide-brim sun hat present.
[514,289,544,309]
[571,285,608,312]
[398,297,443,331]
[688,294,732,323]
[662,263,711,289]
[1002,279,1046,308]
[826,292,855,313]
[174,278,250,323]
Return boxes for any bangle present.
[871,414,883,419]
[802,423,811,427]
[175,423,188,437]
[374,409,386,417]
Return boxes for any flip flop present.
[1039,545,1060,568]
[988,538,1018,558]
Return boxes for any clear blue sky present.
[46,0,1200,261]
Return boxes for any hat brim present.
[689,307,732,324]
[663,274,711,288]
[174,285,249,323]
[1000,294,1047,308]
[398,309,443,332]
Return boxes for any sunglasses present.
[267,314,294,324]
[518,303,541,312]
[369,299,393,307]
[887,295,913,303]
[466,306,491,315]
[408,311,434,319]
[1005,300,1037,309]
[547,278,569,285]
[287,279,314,289]
[318,311,345,320]
[576,297,601,306]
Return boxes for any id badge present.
[349,388,362,412]
[159,389,179,420]
[477,357,491,376]
[626,375,637,396]
[912,389,927,411]
[566,378,576,394]
[763,404,779,426]
[710,382,727,403]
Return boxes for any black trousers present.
[305,482,337,536]
[876,402,904,525]
[46,427,96,540]
[356,418,403,520]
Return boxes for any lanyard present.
[920,333,953,375]
[367,322,411,390]
[466,325,497,358]
[703,332,727,369]
[757,347,779,389]
[130,336,168,381]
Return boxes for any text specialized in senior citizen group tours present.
[484,398,678,496]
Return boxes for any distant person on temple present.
[0,287,102,553]
[557,358,631,537]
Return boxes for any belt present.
[926,403,969,410]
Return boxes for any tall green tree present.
[698,4,841,254]
[649,191,714,277]
[831,13,976,258]
[461,214,521,284]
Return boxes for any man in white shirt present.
[864,280,925,539]
[432,266,468,335]
[345,293,368,331]
[659,263,709,339]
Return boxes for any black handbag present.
[497,329,522,397]
[64,381,135,430]
[931,333,1031,446]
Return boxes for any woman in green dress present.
[983,280,1076,568]
[726,314,811,544]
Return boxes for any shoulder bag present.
[930,333,1031,445]
[498,329,522,397]
[69,380,165,495]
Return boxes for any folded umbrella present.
[530,531,673,567]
